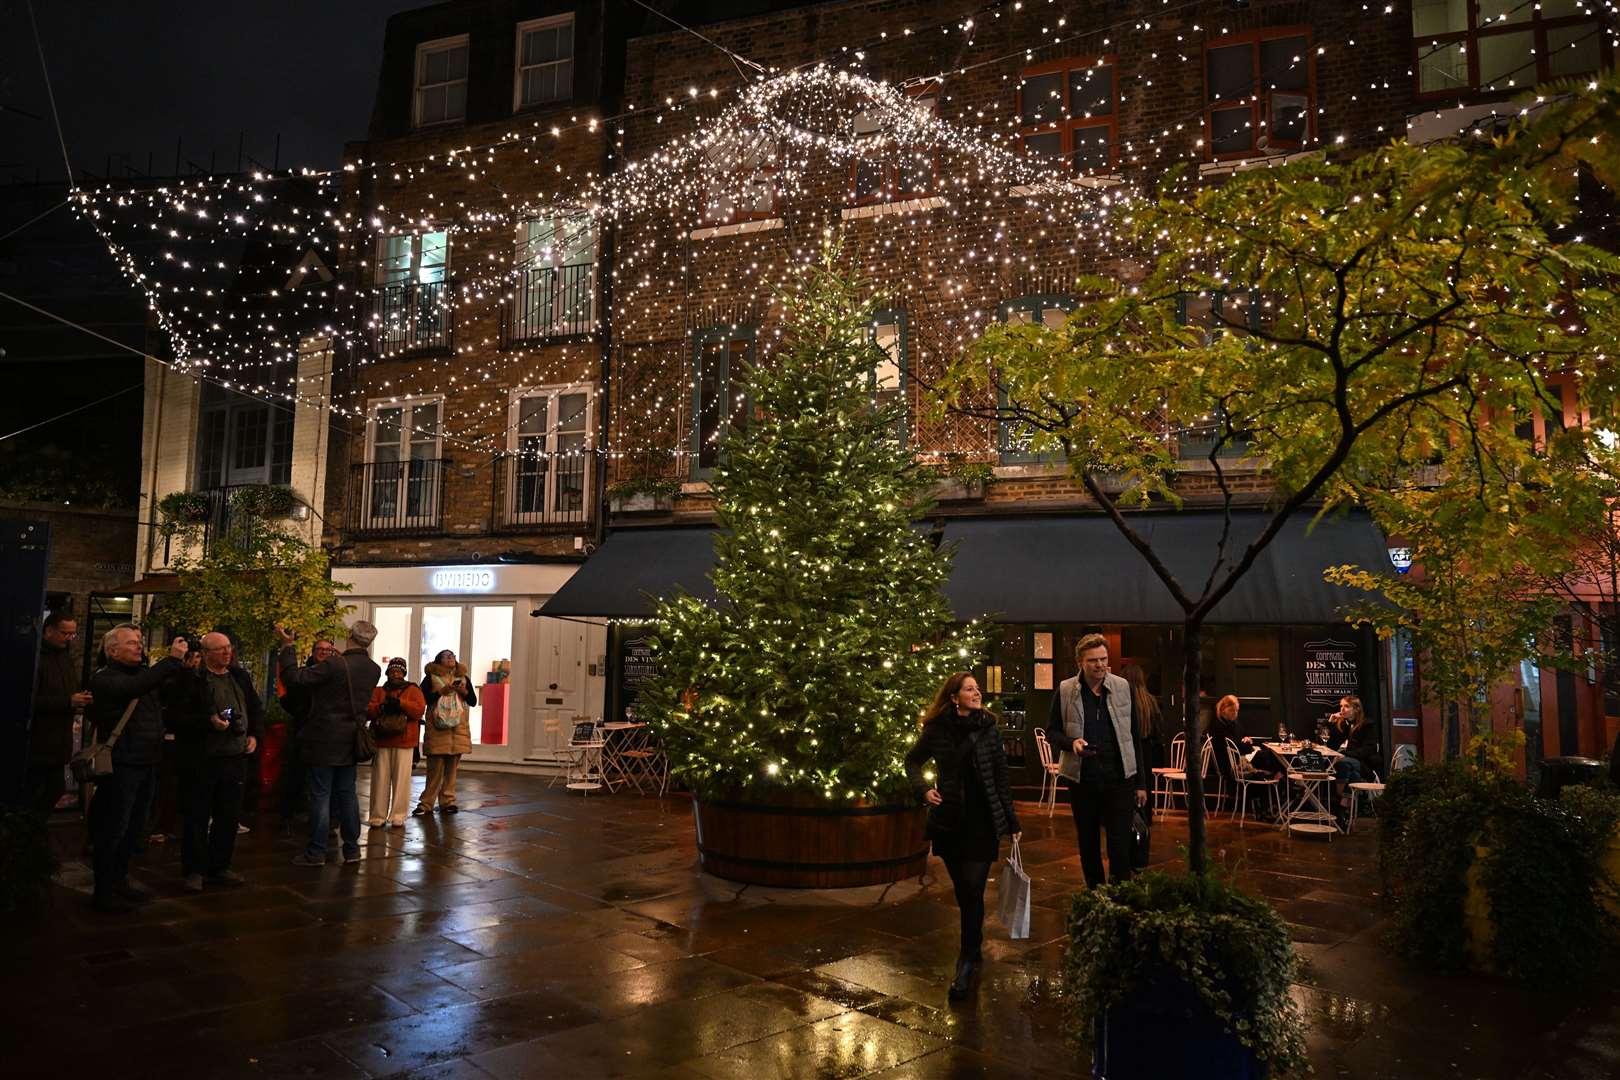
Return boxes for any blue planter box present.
[1093,969,1265,1079]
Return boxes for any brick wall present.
[1,501,138,671]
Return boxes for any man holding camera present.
[168,631,262,892]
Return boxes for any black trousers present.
[180,756,246,877]
[26,765,66,815]
[1067,778,1137,888]
[92,763,157,897]
[942,857,993,962]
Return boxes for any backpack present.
[431,673,467,731]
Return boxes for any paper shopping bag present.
[996,838,1031,939]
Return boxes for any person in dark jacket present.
[30,611,91,814]
[167,632,263,891]
[86,625,188,913]
[905,671,1021,1001]
[276,621,380,866]
[1046,634,1149,889]
[275,638,335,823]
[1327,695,1381,826]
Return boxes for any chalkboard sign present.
[615,628,661,723]
[571,719,599,745]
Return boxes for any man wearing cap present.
[274,621,381,866]
[366,658,425,829]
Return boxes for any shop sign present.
[1303,638,1360,705]
[430,567,497,593]
[617,633,660,722]
[1387,546,1414,574]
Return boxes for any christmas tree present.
[642,256,977,803]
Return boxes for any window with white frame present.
[376,231,451,352]
[378,231,450,286]
[1414,0,1609,97]
[414,36,469,128]
[365,398,444,526]
[690,327,754,478]
[702,133,776,224]
[1204,30,1313,159]
[510,387,592,521]
[512,213,597,339]
[869,310,908,443]
[515,15,574,109]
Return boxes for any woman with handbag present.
[414,649,477,816]
[904,672,1021,1002]
[367,658,426,828]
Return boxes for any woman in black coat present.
[904,671,1021,1001]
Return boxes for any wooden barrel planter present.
[692,795,929,888]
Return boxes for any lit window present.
[869,310,908,443]
[690,327,754,478]
[510,214,597,339]
[1414,0,1609,97]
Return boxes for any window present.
[1513,382,1572,449]
[515,15,574,109]
[996,297,1073,463]
[1204,30,1313,159]
[414,36,468,128]
[1018,57,1118,174]
[702,134,776,223]
[509,387,592,523]
[1414,0,1608,97]
[511,213,596,339]
[1177,291,1257,458]
[196,358,296,490]
[690,327,754,478]
[364,398,444,529]
[851,87,938,204]
[376,232,452,353]
[869,310,908,443]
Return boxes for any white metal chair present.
[542,716,582,789]
[1390,745,1419,773]
[1033,729,1061,817]
[565,717,605,795]
[1346,770,1385,831]
[1152,733,1187,820]
[1227,738,1281,826]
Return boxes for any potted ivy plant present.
[609,476,680,514]
[228,483,299,519]
[930,455,993,502]
[1062,871,1308,1079]
[156,490,211,528]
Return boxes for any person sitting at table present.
[1326,695,1380,826]
[1207,695,1288,782]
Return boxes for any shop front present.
[334,562,607,766]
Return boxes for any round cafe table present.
[1262,741,1343,837]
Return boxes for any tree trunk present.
[1183,618,1207,877]
[1445,699,1461,760]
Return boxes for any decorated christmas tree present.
[641,255,977,803]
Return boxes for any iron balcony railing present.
[491,450,593,533]
[147,484,273,570]
[345,458,449,538]
[502,264,596,345]
[372,279,454,356]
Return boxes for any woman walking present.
[414,649,477,816]
[905,672,1020,1001]
[367,658,425,828]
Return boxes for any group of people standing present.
[31,611,483,914]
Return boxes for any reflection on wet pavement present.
[14,771,1620,1078]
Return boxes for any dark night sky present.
[1,0,426,183]
[0,1,427,502]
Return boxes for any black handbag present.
[341,658,376,764]
[1131,807,1151,870]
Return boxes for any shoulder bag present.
[340,658,377,764]
[371,689,409,738]
[70,698,140,784]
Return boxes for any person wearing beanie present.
[274,620,381,866]
[366,658,425,828]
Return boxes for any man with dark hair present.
[168,632,263,891]
[31,611,91,814]
[1046,633,1149,887]
[87,625,188,913]
[277,638,335,823]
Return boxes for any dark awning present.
[533,526,717,618]
[941,511,1389,625]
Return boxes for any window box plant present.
[228,484,299,519]
[1062,871,1308,1079]
[609,477,679,514]
[929,456,993,502]
[156,490,211,528]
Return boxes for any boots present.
[948,955,981,1001]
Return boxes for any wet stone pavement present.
[11,770,1620,1079]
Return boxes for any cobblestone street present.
[11,772,1619,1079]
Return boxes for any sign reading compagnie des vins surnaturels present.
[1303,639,1360,705]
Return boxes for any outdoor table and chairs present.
[600,720,670,795]
[1262,739,1343,837]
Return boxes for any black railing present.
[502,264,596,345]
[147,484,273,569]
[345,458,448,537]
[491,450,593,533]
[372,280,454,356]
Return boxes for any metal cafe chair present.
[542,716,582,789]
[1227,737,1281,826]
[1152,733,1188,820]
[1346,771,1385,831]
[1033,728,1061,817]
[565,716,606,796]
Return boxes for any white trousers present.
[368,747,414,826]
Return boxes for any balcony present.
[345,458,448,538]
[371,280,454,357]
[492,450,594,534]
[146,484,292,570]
[501,265,596,345]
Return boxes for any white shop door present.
[525,614,586,761]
